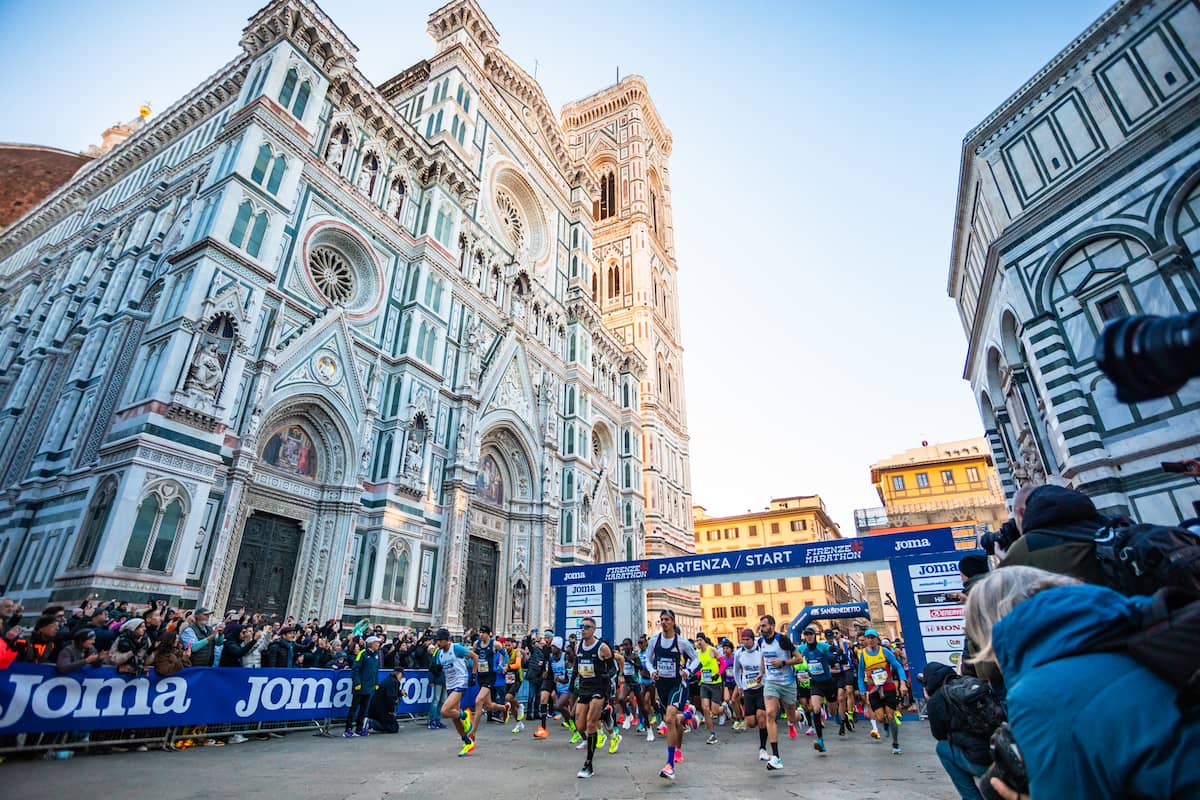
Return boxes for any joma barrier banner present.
[0,664,478,734]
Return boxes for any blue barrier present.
[0,664,480,734]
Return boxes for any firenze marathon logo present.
[804,540,864,565]
[604,561,649,581]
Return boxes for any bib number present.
[505,672,516,684]
[701,669,713,683]
[744,668,762,689]
[807,660,825,676]
[578,660,595,679]
[657,659,677,679]
[871,667,889,686]
[623,662,634,676]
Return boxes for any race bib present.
[796,669,809,683]
[623,661,634,675]
[701,669,713,683]
[807,660,825,676]
[578,660,595,678]
[657,658,677,679]
[871,667,889,686]
[478,661,490,673]
[744,668,762,688]
[505,671,516,684]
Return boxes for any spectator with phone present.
[179,607,223,667]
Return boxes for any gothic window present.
[651,191,658,233]
[623,462,632,488]
[230,201,253,248]
[622,381,630,408]
[70,476,118,569]
[309,245,354,304]
[591,272,598,302]
[434,204,455,247]
[399,316,412,354]
[622,429,630,453]
[267,155,287,195]
[563,511,574,544]
[373,433,392,481]
[383,546,409,604]
[623,501,632,528]
[251,143,272,184]
[496,188,525,251]
[230,201,269,258]
[625,537,633,560]
[122,482,187,572]
[596,171,616,221]
[592,429,602,460]
[246,211,268,258]
[279,69,298,109]
[292,80,310,119]
[563,469,574,500]
[571,255,579,277]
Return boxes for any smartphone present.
[1162,461,1189,473]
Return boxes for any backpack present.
[1041,522,1200,596]
[942,675,1006,738]
[1084,587,1200,713]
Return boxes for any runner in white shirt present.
[732,627,770,764]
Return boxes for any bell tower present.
[562,76,697,632]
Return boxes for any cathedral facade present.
[0,0,694,635]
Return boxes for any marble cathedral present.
[0,0,696,634]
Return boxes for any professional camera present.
[979,520,1020,556]
[1095,312,1200,402]
[978,722,1029,800]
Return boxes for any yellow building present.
[855,437,1007,639]
[692,496,861,643]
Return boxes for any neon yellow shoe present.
[609,732,621,754]
[569,731,583,745]
[870,729,881,740]
[597,732,607,749]
[894,710,903,726]
[461,708,473,736]
[458,740,476,757]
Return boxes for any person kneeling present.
[368,667,404,733]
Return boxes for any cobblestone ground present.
[4,717,959,799]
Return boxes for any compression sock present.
[771,741,779,757]
[892,721,899,746]
[759,728,768,749]
[814,711,823,738]
[586,731,597,766]
[540,703,549,728]
[870,719,879,734]
[667,745,676,766]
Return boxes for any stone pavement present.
[3,717,960,799]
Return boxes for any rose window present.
[309,245,354,304]
[496,189,525,250]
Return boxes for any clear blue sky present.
[0,0,1112,535]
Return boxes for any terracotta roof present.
[0,143,92,230]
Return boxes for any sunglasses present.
[580,624,594,629]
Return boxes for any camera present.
[978,723,1028,800]
[979,520,1020,556]
[1095,312,1200,402]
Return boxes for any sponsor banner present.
[922,635,966,652]
[907,560,960,579]
[915,591,963,606]
[910,575,963,592]
[567,606,600,617]
[924,650,963,667]
[786,602,871,641]
[566,583,603,597]
[917,605,965,621]
[550,529,957,586]
[0,664,476,735]
[919,619,966,636]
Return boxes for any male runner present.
[647,609,700,781]
[798,626,834,753]
[857,628,907,755]
[636,634,657,740]
[524,629,551,733]
[504,637,525,731]
[472,625,508,735]
[720,638,741,730]
[695,633,724,745]
[732,627,769,763]
[757,614,799,771]
[616,638,640,730]
[432,628,481,756]
[572,617,616,778]
[532,634,563,739]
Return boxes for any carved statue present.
[386,181,404,219]
[184,341,224,396]
[357,160,376,195]
[541,464,550,496]
[326,135,346,171]
[1012,428,1047,487]
[511,580,527,626]
[466,318,486,383]
[403,433,424,480]
[456,422,468,455]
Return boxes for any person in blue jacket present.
[344,635,382,738]
[965,565,1200,800]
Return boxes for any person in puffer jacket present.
[966,566,1200,799]
[923,661,992,800]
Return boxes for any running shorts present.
[699,683,723,704]
[868,687,900,711]
[764,680,798,706]
[741,687,765,716]
[656,679,687,711]
[810,680,835,700]
[577,678,610,702]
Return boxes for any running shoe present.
[894,710,903,726]
[512,721,525,733]
[533,726,549,739]
[815,737,826,753]
[575,739,587,750]
[609,732,621,754]
[718,714,726,726]
[503,707,511,724]
[576,765,594,779]
[458,740,476,757]
[766,755,783,771]
[563,718,574,730]
[659,765,675,781]
[358,725,370,737]
[758,748,769,762]
[788,724,798,740]
[869,729,881,740]
[621,717,631,730]
[675,750,684,764]
[892,745,902,755]
[838,721,846,736]
[706,733,718,745]
[805,726,815,736]
[645,728,655,742]
[342,728,355,738]
[597,732,607,749]
[658,722,668,736]
[636,722,646,733]
[434,721,447,730]
[570,731,583,745]
[517,708,526,721]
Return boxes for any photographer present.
[922,661,1003,800]
[964,566,1200,798]
[999,485,1109,585]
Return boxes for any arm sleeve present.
[886,648,907,682]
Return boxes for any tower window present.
[596,172,616,221]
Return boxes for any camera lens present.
[1096,312,1200,402]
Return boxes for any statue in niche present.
[404,431,425,481]
[466,318,486,383]
[511,580,527,627]
[326,129,347,171]
[357,156,378,196]
[1011,427,1046,487]
[184,341,224,396]
[386,180,405,221]
[456,422,468,456]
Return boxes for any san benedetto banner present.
[0,664,474,734]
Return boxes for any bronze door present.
[228,511,303,618]
[463,536,498,631]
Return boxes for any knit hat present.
[740,628,755,640]
[958,553,990,579]
[120,617,145,633]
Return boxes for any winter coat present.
[368,672,403,723]
[261,638,295,669]
[219,637,254,667]
[242,632,271,668]
[350,647,381,695]
[994,583,1200,799]
[924,661,992,766]
[151,643,190,676]
[1000,485,1108,584]
[56,642,100,674]
[107,632,149,676]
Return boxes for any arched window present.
[591,272,598,302]
[70,477,117,569]
[568,333,577,362]
[622,381,630,408]
[622,429,630,453]
[623,501,632,528]
[625,536,634,560]
[383,546,409,604]
[563,470,574,500]
[650,190,658,232]
[251,143,272,184]
[373,433,392,481]
[229,201,253,248]
[563,511,574,544]
[596,171,616,221]
[623,462,632,488]
[122,482,187,571]
[278,68,298,109]
[246,211,269,258]
[571,255,579,277]
[292,80,310,119]
[267,155,287,194]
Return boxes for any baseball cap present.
[365,635,381,644]
[479,624,492,634]
[435,628,451,641]
[803,627,817,635]
[194,607,211,616]
[739,628,755,639]
[864,628,879,638]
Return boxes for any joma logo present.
[894,538,931,551]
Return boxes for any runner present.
[721,638,743,731]
[733,627,769,763]
[636,634,657,741]
[504,636,525,732]
[695,633,724,745]
[857,627,908,755]
[825,627,855,735]
[532,633,563,739]
[758,614,799,771]
[557,643,580,742]
[798,626,834,754]
[525,629,552,735]
[647,609,700,781]
[472,625,508,736]
[616,638,640,730]
[572,617,616,778]
[432,628,481,757]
